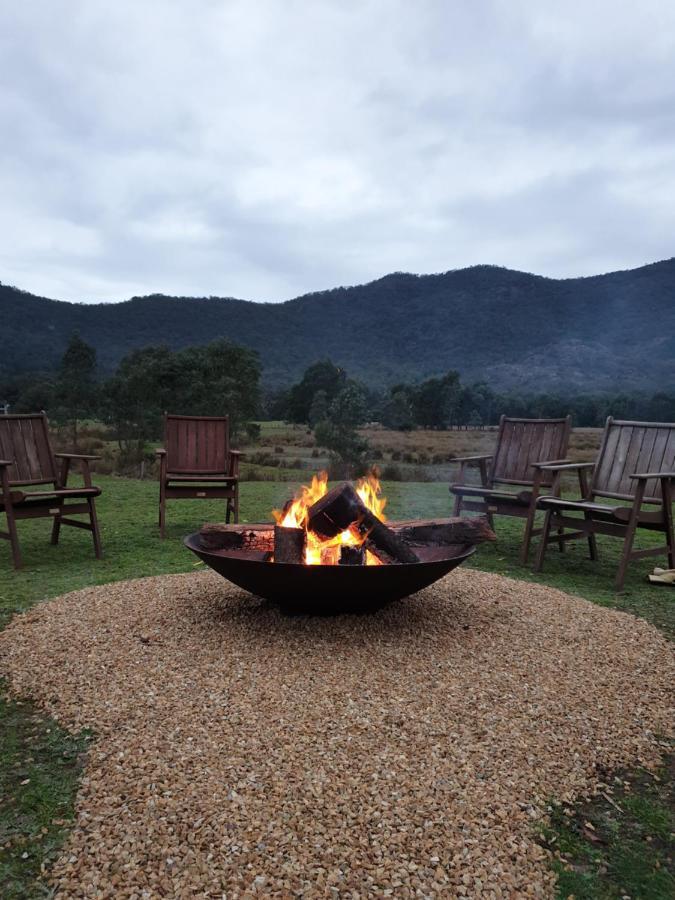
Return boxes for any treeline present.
[0,334,260,458]
[269,360,675,429]
[4,345,675,454]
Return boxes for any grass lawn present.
[0,475,672,897]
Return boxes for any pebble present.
[0,569,672,898]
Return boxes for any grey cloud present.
[1,0,674,304]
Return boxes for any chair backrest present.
[0,413,57,486]
[592,417,675,504]
[490,416,571,487]
[164,414,229,474]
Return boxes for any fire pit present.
[184,472,494,613]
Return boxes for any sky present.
[1,0,675,304]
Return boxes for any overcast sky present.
[1,1,674,304]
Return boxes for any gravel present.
[1,569,672,898]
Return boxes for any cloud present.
[1,0,674,303]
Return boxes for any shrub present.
[381,464,403,481]
[245,422,261,443]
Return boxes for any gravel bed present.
[1,570,673,898]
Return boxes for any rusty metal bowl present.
[184,533,476,614]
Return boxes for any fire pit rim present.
[183,532,477,565]
[183,531,477,611]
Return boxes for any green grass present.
[540,756,674,898]
[0,475,673,896]
[0,682,90,898]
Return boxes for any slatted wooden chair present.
[156,413,241,537]
[534,417,675,591]
[450,416,572,563]
[0,413,102,569]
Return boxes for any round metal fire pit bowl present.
[184,533,476,613]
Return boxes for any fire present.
[273,471,387,566]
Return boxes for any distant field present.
[241,421,603,484]
[45,419,603,486]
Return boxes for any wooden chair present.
[534,417,675,591]
[0,413,102,569]
[450,416,572,563]
[156,414,241,538]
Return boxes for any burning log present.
[199,516,495,555]
[339,545,365,566]
[393,518,495,546]
[199,523,274,553]
[274,524,306,564]
[307,483,420,565]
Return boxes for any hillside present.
[3,259,675,391]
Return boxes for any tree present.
[102,340,261,464]
[54,333,98,443]
[382,388,415,431]
[287,360,347,423]
[313,382,369,475]
[177,339,260,429]
[413,371,461,428]
[308,390,329,427]
[103,346,179,461]
[329,381,367,428]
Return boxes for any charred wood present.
[273,524,306,564]
[307,483,420,564]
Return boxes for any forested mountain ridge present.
[3,258,675,391]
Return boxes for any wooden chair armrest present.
[531,458,572,469]
[630,471,675,480]
[55,452,98,488]
[228,449,243,477]
[156,448,167,456]
[0,459,12,467]
[451,454,492,488]
[538,461,595,472]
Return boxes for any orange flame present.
[273,471,386,566]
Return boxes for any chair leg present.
[88,498,103,559]
[226,498,232,525]
[159,483,166,538]
[5,503,23,569]
[520,501,538,565]
[584,512,598,561]
[533,510,554,572]
[51,502,63,546]
[662,480,675,569]
[615,522,637,593]
[615,483,647,593]
[556,525,566,553]
[452,492,462,518]
[233,486,239,524]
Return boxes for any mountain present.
[3,259,675,391]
